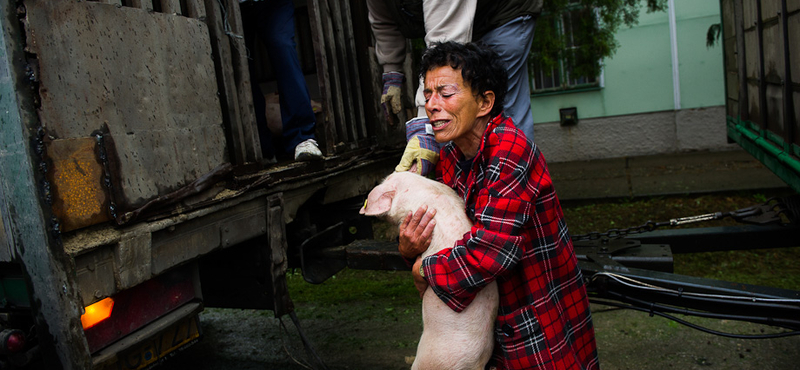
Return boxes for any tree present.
[533,0,668,85]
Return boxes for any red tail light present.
[81,297,115,330]
[0,329,25,354]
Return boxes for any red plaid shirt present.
[426,114,599,370]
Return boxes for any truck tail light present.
[0,329,26,354]
[81,297,115,330]
[83,265,197,353]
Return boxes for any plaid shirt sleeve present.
[425,116,540,312]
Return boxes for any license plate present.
[116,314,201,370]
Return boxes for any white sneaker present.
[294,139,323,161]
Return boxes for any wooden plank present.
[307,0,338,154]
[201,0,254,164]
[160,0,182,15]
[318,0,347,148]
[185,0,206,19]
[341,0,368,140]
[27,1,228,211]
[113,233,153,293]
[130,0,154,11]
[45,138,112,232]
[0,1,93,366]
[225,0,262,163]
[329,0,358,143]
[267,194,292,317]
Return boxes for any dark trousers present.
[241,0,316,157]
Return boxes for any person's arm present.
[423,126,542,312]
[367,0,406,73]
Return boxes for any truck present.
[0,0,414,368]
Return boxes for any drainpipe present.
[668,0,680,110]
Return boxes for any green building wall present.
[531,0,734,163]
[530,0,725,123]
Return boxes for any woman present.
[399,42,600,370]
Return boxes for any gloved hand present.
[395,117,441,177]
[381,72,404,121]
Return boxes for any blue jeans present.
[480,15,536,142]
[242,0,316,157]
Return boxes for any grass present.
[288,190,800,307]
[561,190,800,290]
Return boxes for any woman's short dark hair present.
[418,41,507,117]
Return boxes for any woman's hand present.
[398,205,436,259]
[411,256,429,298]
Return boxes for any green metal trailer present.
[720,0,800,193]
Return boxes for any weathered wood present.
[202,0,251,164]
[779,0,797,149]
[307,0,338,154]
[267,194,293,317]
[46,137,112,232]
[329,0,357,144]
[185,0,206,19]
[224,0,262,163]
[0,1,93,366]
[113,233,153,293]
[160,0,182,15]
[320,0,348,147]
[27,1,228,212]
[340,0,368,140]
[102,0,123,6]
[130,0,154,11]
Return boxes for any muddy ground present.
[163,191,800,370]
[163,283,800,370]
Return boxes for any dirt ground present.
[162,191,800,369]
[162,276,800,370]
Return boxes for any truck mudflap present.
[91,301,203,370]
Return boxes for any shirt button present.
[501,324,514,337]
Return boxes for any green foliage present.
[706,23,722,48]
[533,0,668,82]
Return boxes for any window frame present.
[529,4,603,95]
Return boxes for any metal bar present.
[582,262,800,329]
[624,224,800,254]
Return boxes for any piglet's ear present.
[360,183,395,216]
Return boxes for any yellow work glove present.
[395,118,441,176]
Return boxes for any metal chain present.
[570,196,797,242]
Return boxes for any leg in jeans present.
[480,15,536,142]
[254,0,317,155]
[241,2,276,159]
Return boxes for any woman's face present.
[423,66,492,154]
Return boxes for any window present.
[529,2,600,93]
